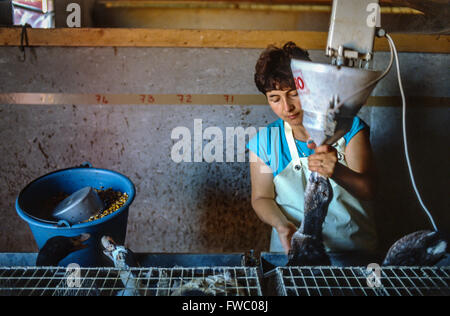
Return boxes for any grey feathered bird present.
[287,172,332,266]
[382,230,448,266]
[101,236,142,296]
[287,171,448,267]
[168,272,246,296]
[36,234,90,266]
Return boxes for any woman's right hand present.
[276,222,298,255]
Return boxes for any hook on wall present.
[19,23,31,62]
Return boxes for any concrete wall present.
[0,46,448,254]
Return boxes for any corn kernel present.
[83,188,129,223]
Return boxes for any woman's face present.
[266,88,304,126]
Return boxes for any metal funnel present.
[291,59,382,145]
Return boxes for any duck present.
[101,236,142,296]
[36,234,90,266]
[382,230,448,266]
[287,171,448,267]
[168,271,246,296]
[287,173,332,266]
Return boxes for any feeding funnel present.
[291,59,382,145]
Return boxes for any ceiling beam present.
[99,0,426,9]
[0,28,448,53]
[100,0,441,7]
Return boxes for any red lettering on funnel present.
[295,76,304,90]
[294,70,310,95]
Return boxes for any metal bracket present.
[325,95,339,138]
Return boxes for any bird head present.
[101,235,138,268]
[67,233,91,251]
[287,231,331,266]
[383,230,448,266]
[101,236,117,252]
[36,233,91,266]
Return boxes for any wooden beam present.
[99,0,440,11]
[98,1,424,14]
[0,28,448,53]
[101,0,423,6]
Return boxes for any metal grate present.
[0,266,262,296]
[275,266,450,296]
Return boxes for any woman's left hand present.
[307,144,338,178]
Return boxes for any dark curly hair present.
[254,42,311,95]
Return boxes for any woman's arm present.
[250,152,298,254]
[308,128,377,201]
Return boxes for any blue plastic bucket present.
[15,164,135,267]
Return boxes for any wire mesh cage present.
[273,266,450,296]
[0,266,262,296]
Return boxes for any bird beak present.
[101,236,117,252]
[70,233,91,251]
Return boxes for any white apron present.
[270,122,378,253]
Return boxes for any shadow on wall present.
[372,105,450,253]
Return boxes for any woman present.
[247,42,378,256]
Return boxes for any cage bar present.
[0,266,262,296]
[274,266,449,296]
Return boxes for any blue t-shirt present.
[247,116,368,177]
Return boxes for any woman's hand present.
[307,144,338,178]
[306,129,377,201]
[276,221,298,255]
